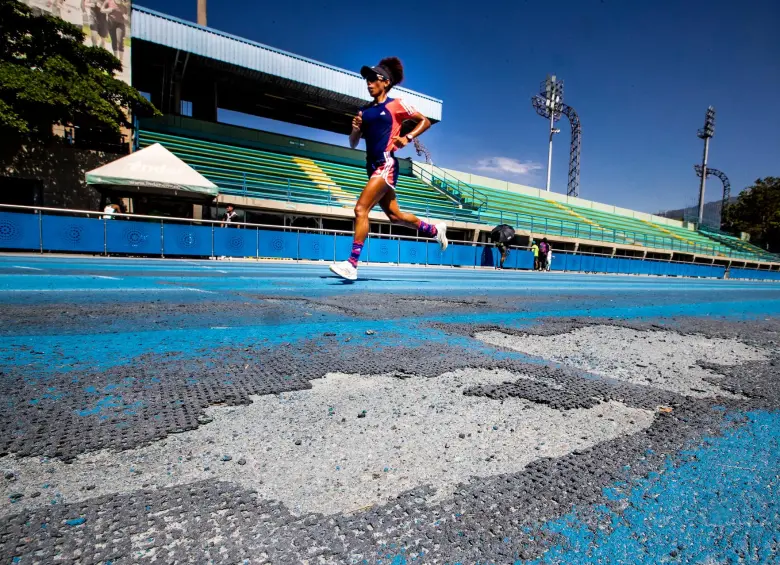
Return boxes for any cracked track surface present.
[1,258,779,564]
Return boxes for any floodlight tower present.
[696,106,716,225]
[532,75,564,192]
[694,165,731,228]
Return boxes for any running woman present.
[329,57,447,281]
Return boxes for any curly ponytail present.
[378,57,404,88]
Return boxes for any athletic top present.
[223,210,238,223]
[103,0,127,20]
[360,97,418,164]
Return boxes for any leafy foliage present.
[723,177,780,253]
[0,0,158,148]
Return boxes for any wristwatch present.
[405,134,415,143]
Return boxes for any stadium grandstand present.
[122,5,778,271]
[2,3,778,276]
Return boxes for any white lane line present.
[11,266,44,271]
[93,276,122,280]
[0,274,118,278]
[0,288,214,293]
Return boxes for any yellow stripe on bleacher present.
[542,199,641,244]
[292,157,354,204]
[639,219,697,246]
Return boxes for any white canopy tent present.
[86,143,218,198]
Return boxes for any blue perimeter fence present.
[0,206,778,281]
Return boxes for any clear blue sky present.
[138,0,779,214]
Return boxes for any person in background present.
[102,200,119,220]
[48,0,65,18]
[538,238,550,271]
[545,239,553,271]
[222,204,239,227]
[101,0,128,61]
[531,240,539,271]
[82,0,108,49]
[496,241,508,270]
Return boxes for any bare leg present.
[378,188,445,248]
[333,176,445,278]
[113,24,126,60]
[353,176,391,244]
[378,189,421,229]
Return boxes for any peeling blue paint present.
[65,517,86,526]
[379,411,779,565]
[523,410,780,565]
[3,258,780,564]
[76,396,145,417]
[76,395,123,416]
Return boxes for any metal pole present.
[697,136,710,225]
[546,110,554,192]
[197,0,207,26]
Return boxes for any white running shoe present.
[435,223,448,251]
[329,260,358,281]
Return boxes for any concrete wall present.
[420,162,686,229]
[1,145,120,211]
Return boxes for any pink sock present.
[417,220,438,238]
[348,241,364,267]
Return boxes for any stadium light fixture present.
[694,164,731,229]
[696,106,716,225]
[532,75,564,192]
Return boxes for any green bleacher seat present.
[137,130,471,222]
[468,184,762,259]
[697,228,779,262]
[136,128,774,263]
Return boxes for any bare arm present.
[406,112,432,140]
[392,111,431,149]
[349,111,362,149]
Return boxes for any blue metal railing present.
[697,225,780,261]
[1,205,778,277]
[2,204,778,279]
[411,162,489,211]
[212,173,768,260]
[123,155,767,261]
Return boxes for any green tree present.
[0,0,158,152]
[723,177,780,253]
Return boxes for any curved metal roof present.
[132,6,443,122]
